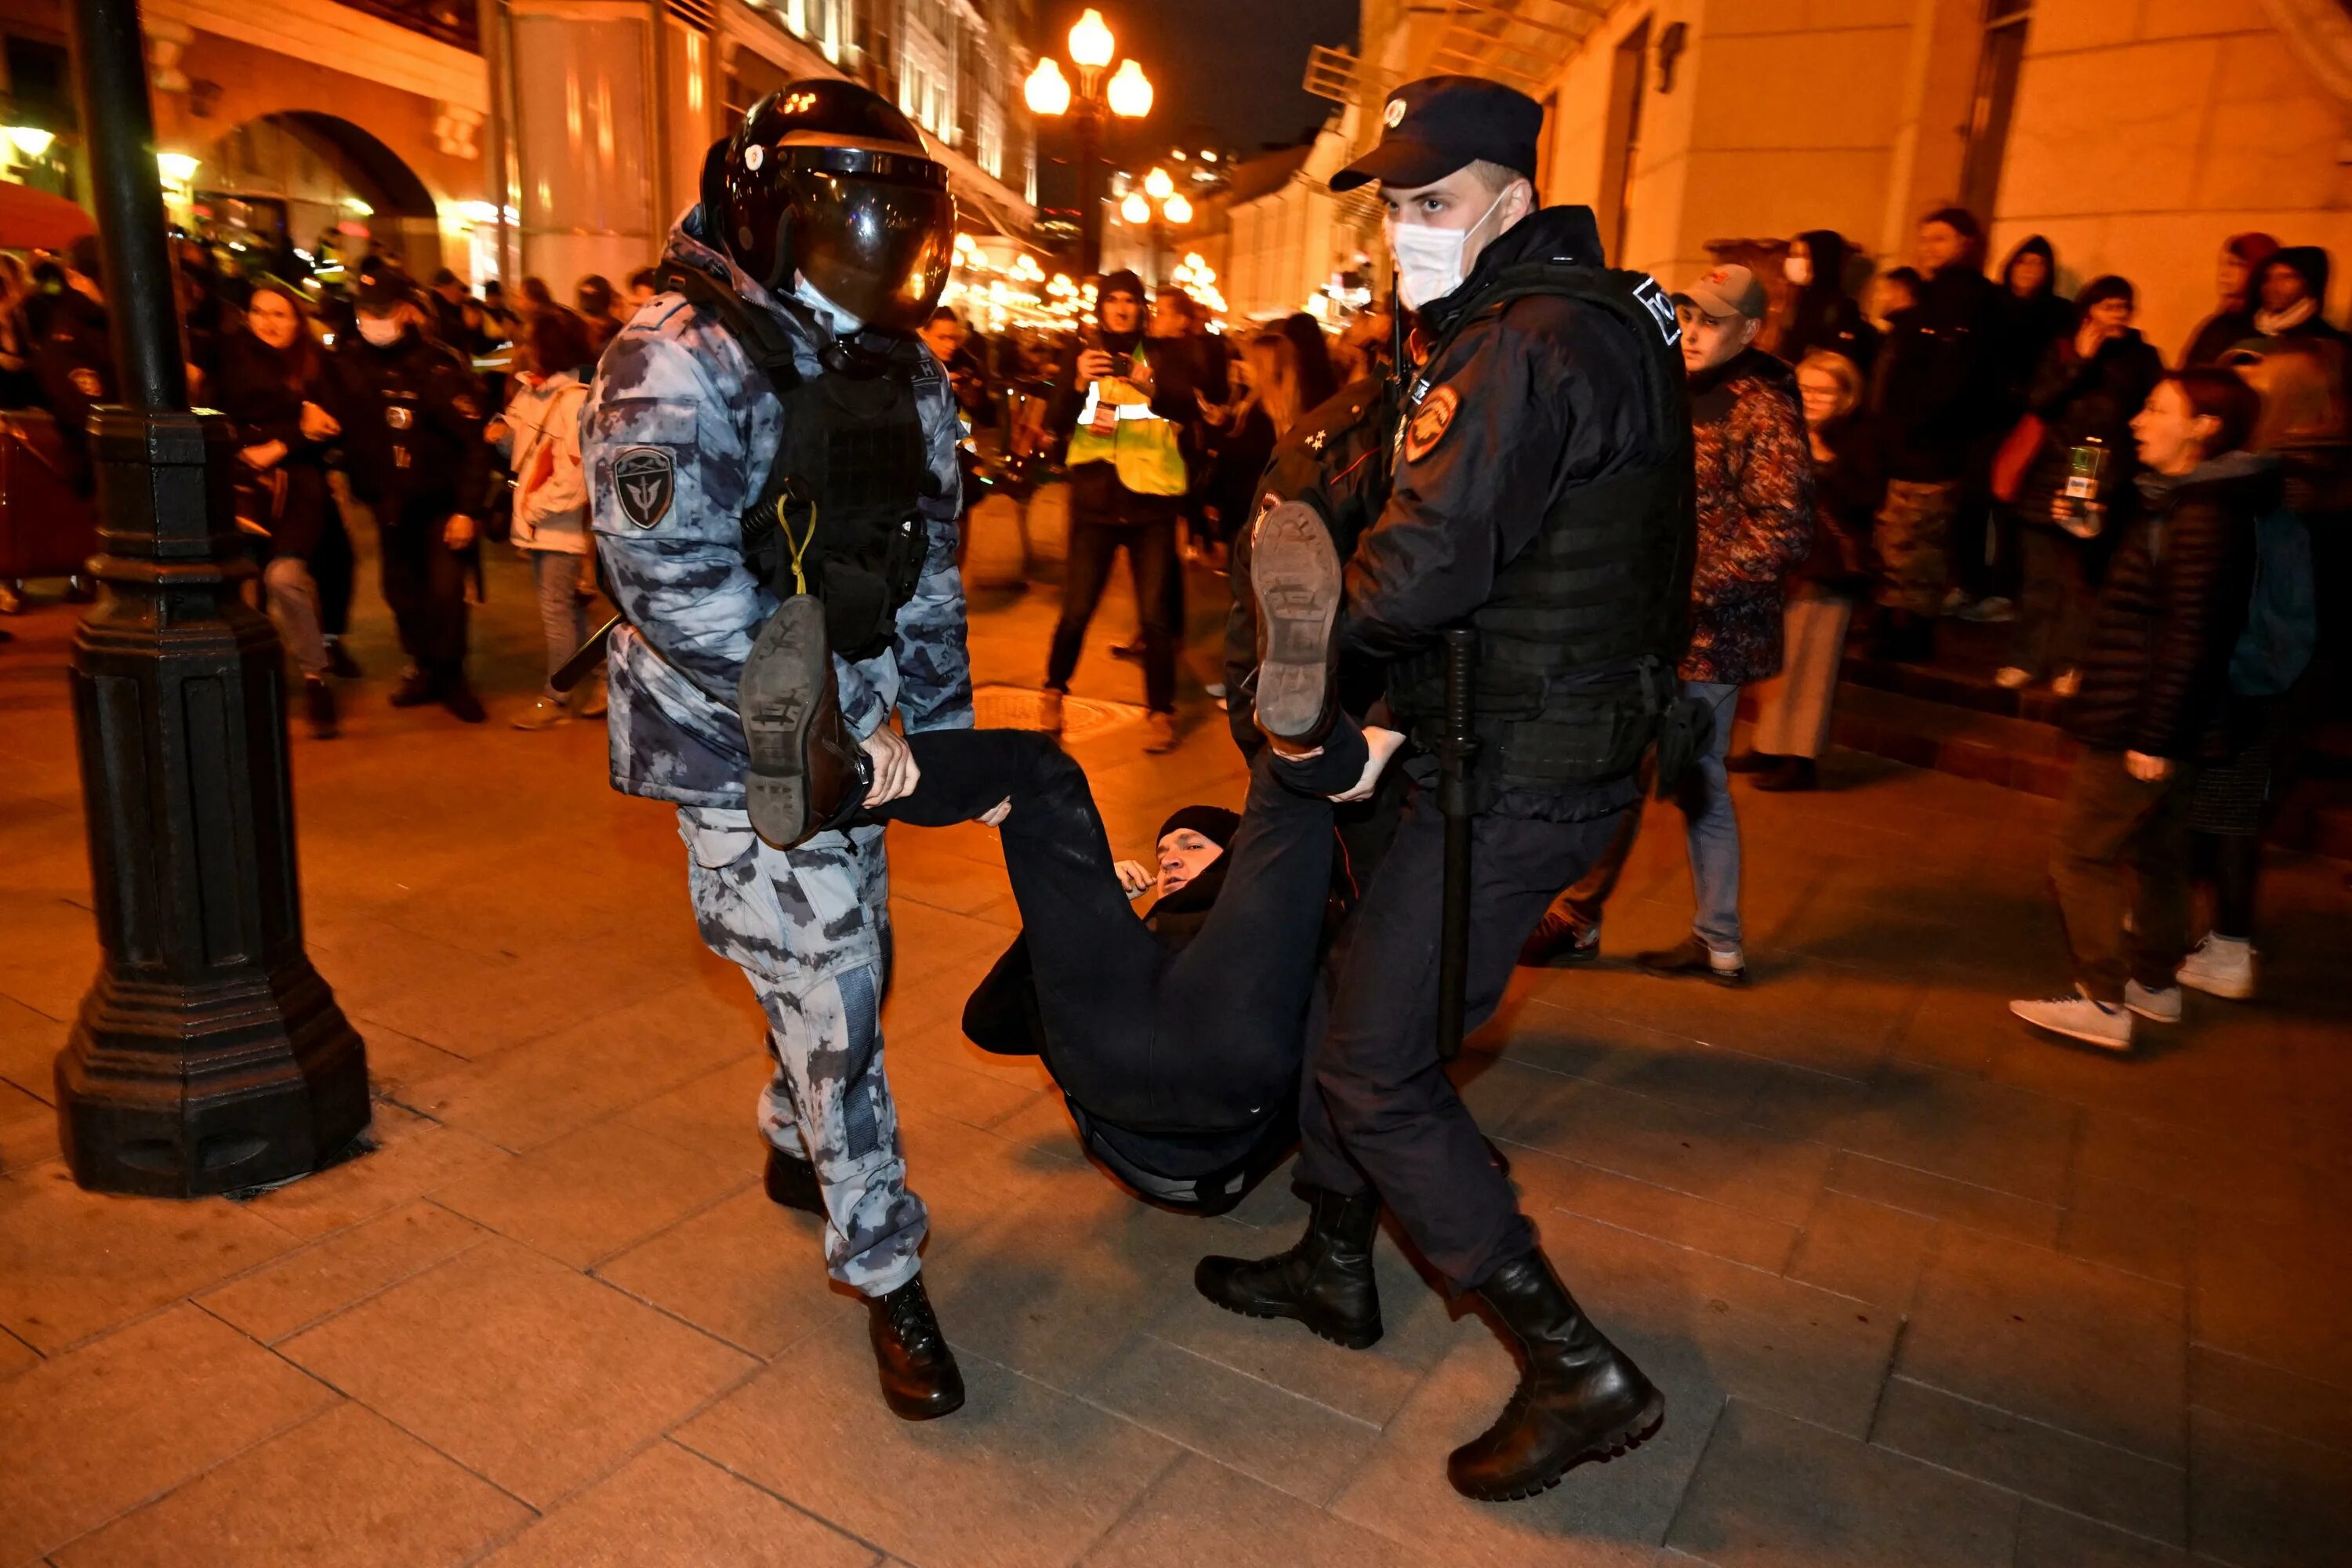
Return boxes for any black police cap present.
[354,263,416,312]
[1330,75,1542,193]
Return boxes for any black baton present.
[552,612,620,695]
[1436,626,1479,1062]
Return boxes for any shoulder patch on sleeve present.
[1402,383,1459,465]
[612,446,677,528]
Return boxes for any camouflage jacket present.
[583,210,973,811]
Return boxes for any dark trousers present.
[312,502,355,639]
[2050,746,2192,1003]
[2008,524,2096,678]
[876,724,1363,1130]
[376,499,470,681]
[1296,792,1634,1293]
[1049,517,1178,713]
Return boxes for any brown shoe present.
[1250,501,1343,750]
[1143,711,1178,753]
[739,595,872,849]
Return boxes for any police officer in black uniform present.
[1196,77,1697,1503]
[325,264,492,722]
[32,235,117,500]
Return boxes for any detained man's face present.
[1155,829,1225,898]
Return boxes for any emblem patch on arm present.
[1401,383,1459,464]
[613,446,677,528]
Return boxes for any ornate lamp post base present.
[53,409,368,1196]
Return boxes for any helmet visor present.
[782,148,956,336]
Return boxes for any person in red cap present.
[1195,73,1692,1504]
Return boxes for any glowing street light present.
[1120,191,1151,224]
[1143,166,1174,200]
[1024,8,1152,272]
[1161,192,1192,225]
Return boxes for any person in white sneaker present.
[494,307,599,731]
[2011,369,2271,1051]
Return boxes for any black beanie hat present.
[1098,269,1146,315]
[1156,804,1240,850]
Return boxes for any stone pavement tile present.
[1076,1451,1416,1568]
[926,1170,1209,1393]
[619,1052,771,1164]
[1884,983,2017,1076]
[50,1401,532,1568]
[240,1101,510,1242]
[2187,1408,2352,1568]
[2189,1211,2352,1388]
[1330,1329,1719,1568]
[1734,1058,1878,1146]
[474,1440,878,1568]
[1539,1212,1898,1439]
[1782,1189,1937,1309]
[1472,1060,1835,1229]
[677,1324,1180,1568]
[1826,1061,2079,1204]
[1509,1143,1801,1273]
[0,1102,60,1178]
[1153,1229,1472,1428]
[592,1185,844,1359]
[884,1034,1054,1132]
[1870,1375,2187,1544]
[1664,1400,2018,1568]
[0,993,63,1105]
[2189,1346,2352,1455]
[400,981,753,1152]
[0,1304,339,1565]
[1984,1007,2295,1147]
[2076,1111,2309,1228]
[278,1236,755,1507]
[430,1120,746,1268]
[198,1200,488,1343]
[1824,1149,2062,1247]
[895,1104,1074,1254]
[2060,1174,2190,1287]
[1091,1333,1383,1505]
[1723,964,1918,1083]
[0,1163,301,1352]
[2013,1504,2193,1568]
[1487,1003,1777,1125]
[0,1326,35,1381]
[355,1024,468,1109]
[0,893,96,1024]
[1896,1229,2187,1464]
[982,1087,1094,1168]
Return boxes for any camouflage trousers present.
[1874,477,1962,615]
[678,807,926,1298]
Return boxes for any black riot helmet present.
[710,80,956,336]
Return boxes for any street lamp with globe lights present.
[1022,6,1151,274]
[1116,169,1193,289]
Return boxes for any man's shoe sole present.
[740,598,831,849]
[1450,1390,1668,1503]
[2180,974,2255,1000]
[1250,502,1341,745]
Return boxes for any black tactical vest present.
[1386,262,1697,792]
[659,263,937,660]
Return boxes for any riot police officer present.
[1196,76,1696,1502]
[323,264,490,721]
[579,81,974,1420]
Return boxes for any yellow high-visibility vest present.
[1066,345,1187,497]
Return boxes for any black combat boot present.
[739,594,873,849]
[1447,1250,1664,1501]
[303,676,339,739]
[1249,500,1343,752]
[762,1145,824,1216]
[1194,1185,1382,1348]
[867,1275,965,1421]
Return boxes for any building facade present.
[0,0,1036,289]
[1346,0,2352,350]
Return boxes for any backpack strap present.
[655,262,805,396]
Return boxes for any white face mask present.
[1388,187,1511,311]
[356,314,404,347]
[792,275,863,337]
[1784,254,1812,287]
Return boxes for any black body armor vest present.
[660,263,938,660]
[1386,262,1697,792]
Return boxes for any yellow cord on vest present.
[775,496,818,596]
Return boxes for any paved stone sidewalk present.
[2,499,2347,1567]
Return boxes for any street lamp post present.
[56,0,368,1196]
[1120,172,1192,289]
[1025,7,1152,275]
